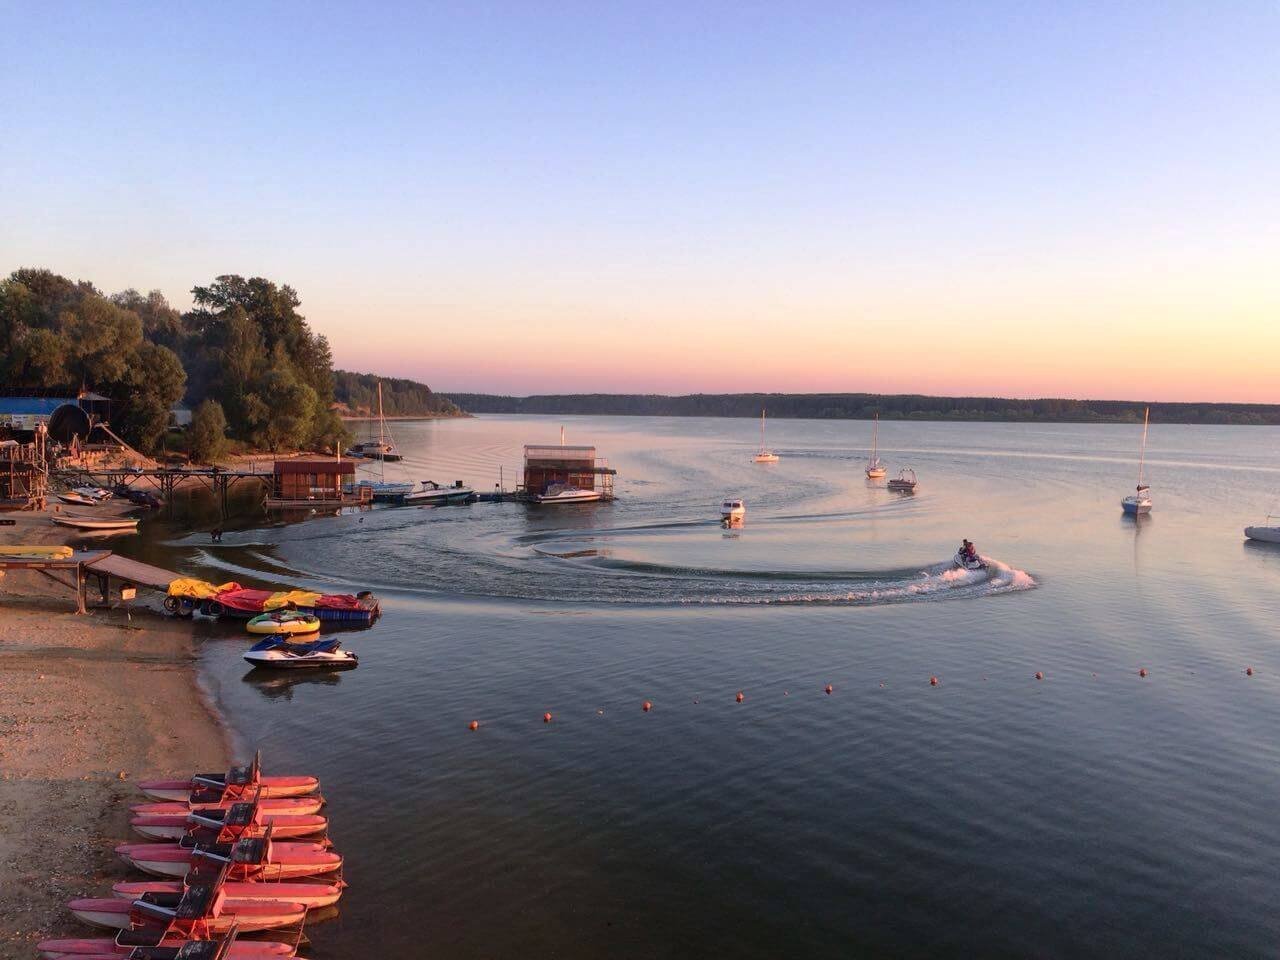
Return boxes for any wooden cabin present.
[266,458,363,509]
[521,444,616,499]
[0,436,48,510]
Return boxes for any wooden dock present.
[0,549,179,613]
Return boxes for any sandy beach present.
[0,510,228,959]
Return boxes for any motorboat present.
[344,440,402,462]
[73,486,113,501]
[109,880,342,911]
[404,480,475,505]
[752,408,779,463]
[1121,407,1153,516]
[52,514,140,532]
[137,754,319,803]
[887,468,917,492]
[243,636,357,671]
[720,498,746,521]
[116,836,342,882]
[533,484,602,505]
[58,491,99,506]
[245,612,321,636]
[1245,522,1280,543]
[953,549,988,571]
[865,413,886,479]
[37,926,295,959]
[130,796,323,817]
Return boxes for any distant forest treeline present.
[333,371,463,418]
[443,393,1280,425]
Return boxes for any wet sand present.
[0,510,228,959]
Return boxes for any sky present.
[2,1,1277,401]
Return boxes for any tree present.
[189,399,229,463]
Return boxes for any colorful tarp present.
[167,578,243,599]
[263,589,323,611]
[0,545,74,560]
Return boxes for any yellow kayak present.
[0,545,74,560]
[246,611,322,635]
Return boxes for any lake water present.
[130,415,1280,957]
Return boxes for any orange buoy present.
[1246,666,1254,676]
[1035,671,1044,681]
[642,700,652,712]
[1138,668,1147,678]
[735,691,745,703]
[929,676,939,687]
[543,712,553,723]
[824,684,833,695]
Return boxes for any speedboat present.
[130,796,323,817]
[404,480,475,505]
[243,636,357,671]
[51,514,140,532]
[58,491,99,506]
[137,754,319,803]
[887,468,917,492]
[116,835,342,882]
[73,486,113,501]
[109,880,343,911]
[720,498,746,521]
[533,484,602,505]
[953,550,988,571]
[1245,523,1280,543]
[37,926,295,959]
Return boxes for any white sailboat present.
[351,382,413,501]
[865,414,885,479]
[1121,407,1153,516]
[752,409,779,463]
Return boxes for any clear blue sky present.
[2,1,1277,399]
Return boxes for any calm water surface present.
[124,416,1280,957]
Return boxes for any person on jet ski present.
[961,539,978,562]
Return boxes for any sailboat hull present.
[1122,497,1152,516]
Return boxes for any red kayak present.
[137,753,318,804]
[116,838,341,881]
[130,797,323,817]
[111,880,342,910]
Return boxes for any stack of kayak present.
[39,753,340,960]
[243,612,358,670]
[164,580,380,625]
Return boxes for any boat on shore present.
[57,491,99,506]
[138,755,319,804]
[130,795,323,817]
[67,896,306,934]
[109,879,343,911]
[51,514,139,532]
[37,926,295,959]
[116,836,342,881]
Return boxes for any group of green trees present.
[444,392,1280,425]
[332,371,462,418]
[0,268,350,455]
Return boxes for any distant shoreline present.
[440,392,1280,426]
[341,413,473,422]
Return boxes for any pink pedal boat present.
[110,881,341,911]
[131,795,327,843]
[138,753,318,804]
[117,832,341,881]
[67,896,305,934]
[38,925,296,959]
[130,797,323,818]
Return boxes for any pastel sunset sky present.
[3,2,1276,400]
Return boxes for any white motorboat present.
[887,468,917,492]
[57,491,99,506]
[405,480,475,505]
[1121,407,1153,516]
[533,484,602,504]
[752,408,779,463]
[1245,521,1280,543]
[73,486,112,501]
[721,498,746,521]
[866,414,886,479]
[51,513,139,531]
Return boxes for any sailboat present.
[865,414,886,479]
[350,382,413,501]
[1121,407,1153,516]
[752,409,780,463]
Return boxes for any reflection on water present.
[110,416,1280,958]
[241,669,346,702]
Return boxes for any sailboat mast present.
[760,408,766,452]
[377,381,386,482]
[1137,406,1149,487]
[872,413,879,458]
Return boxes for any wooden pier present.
[55,466,269,516]
[0,549,177,614]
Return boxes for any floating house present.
[265,458,368,510]
[521,444,616,501]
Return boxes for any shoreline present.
[0,509,231,959]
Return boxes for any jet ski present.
[953,550,988,571]
[243,636,357,671]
